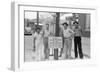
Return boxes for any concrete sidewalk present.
[24,36,90,61]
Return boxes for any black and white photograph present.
[10,1,98,71]
[24,11,90,62]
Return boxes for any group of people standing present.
[60,21,83,59]
[32,21,83,61]
[32,24,51,61]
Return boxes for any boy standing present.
[73,21,83,59]
[62,22,74,59]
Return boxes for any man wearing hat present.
[73,21,83,59]
[62,22,74,59]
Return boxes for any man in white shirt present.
[33,27,44,61]
[62,22,74,59]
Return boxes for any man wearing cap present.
[62,22,74,59]
[73,21,83,59]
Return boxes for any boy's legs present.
[74,37,78,58]
[78,37,83,59]
[62,39,68,59]
[65,39,69,59]
[43,37,49,59]
[67,39,72,59]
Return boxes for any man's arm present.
[69,28,75,38]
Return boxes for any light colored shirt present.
[63,27,74,38]
[34,32,42,41]
[43,29,50,37]
[74,26,82,36]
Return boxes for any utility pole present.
[37,11,39,25]
[54,12,60,60]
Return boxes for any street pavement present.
[24,35,90,62]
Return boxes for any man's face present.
[37,29,40,33]
[75,24,79,29]
[64,24,68,29]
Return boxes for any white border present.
[11,2,97,71]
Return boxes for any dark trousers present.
[74,36,83,59]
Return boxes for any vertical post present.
[54,12,60,60]
[37,11,39,25]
